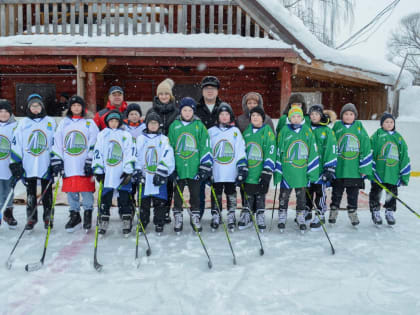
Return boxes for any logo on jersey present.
[145,146,158,174]
[380,141,399,167]
[26,130,47,156]
[0,135,11,160]
[246,142,263,168]
[214,139,234,165]
[285,140,309,168]
[64,130,87,156]
[337,133,360,160]
[175,133,197,159]
[106,140,123,166]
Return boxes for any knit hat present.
[340,103,358,119]
[179,97,197,112]
[380,112,395,130]
[288,106,304,120]
[67,95,86,117]
[26,93,46,118]
[249,106,265,122]
[0,100,12,115]
[308,104,323,116]
[216,102,235,123]
[126,103,142,117]
[156,78,175,99]
[108,86,124,95]
[200,76,220,89]
[145,110,162,128]
[105,110,123,128]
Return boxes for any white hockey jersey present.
[93,127,135,189]
[0,119,18,180]
[124,123,146,142]
[51,117,99,177]
[208,126,247,183]
[135,131,175,197]
[11,117,56,179]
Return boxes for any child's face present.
[246,100,258,111]
[342,111,355,124]
[219,111,231,124]
[310,111,321,124]
[251,113,263,127]
[108,119,119,129]
[158,93,171,104]
[71,103,83,115]
[0,109,10,122]
[30,102,42,115]
[181,106,194,121]
[128,111,141,123]
[382,118,395,131]
[148,120,160,132]
[290,114,303,124]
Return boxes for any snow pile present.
[398,86,420,122]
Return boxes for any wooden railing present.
[0,0,272,38]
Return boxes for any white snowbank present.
[398,86,420,122]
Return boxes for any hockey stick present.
[373,179,420,219]
[93,181,104,272]
[175,182,213,269]
[25,177,61,272]
[5,178,53,270]
[269,185,278,231]
[241,184,264,256]
[210,185,237,265]
[0,179,17,215]
[305,187,335,255]
[134,183,151,269]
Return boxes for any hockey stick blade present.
[135,258,140,269]
[146,248,152,256]
[25,261,43,272]
[259,248,264,256]
[208,260,213,269]
[94,260,103,272]
[233,257,237,265]
[5,258,13,270]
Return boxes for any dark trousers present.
[164,178,174,217]
[174,179,200,214]
[369,182,398,212]
[211,182,237,213]
[199,181,206,217]
[331,181,359,210]
[243,192,265,213]
[100,189,131,216]
[279,187,306,211]
[26,178,52,221]
[306,184,327,213]
[140,196,167,226]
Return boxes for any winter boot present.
[190,211,202,232]
[348,209,360,226]
[371,210,383,225]
[310,211,325,230]
[3,207,18,229]
[43,209,53,229]
[155,224,164,234]
[99,214,110,235]
[304,208,312,222]
[277,209,287,230]
[174,211,183,234]
[226,193,237,231]
[210,211,220,231]
[256,210,266,231]
[238,210,252,230]
[329,205,339,224]
[65,210,82,232]
[296,210,307,231]
[122,214,133,237]
[227,210,236,231]
[385,210,396,225]
[83,209,93,231]
[26,208,38,231]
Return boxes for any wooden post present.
[86,72,97,113]
[76,56,86,98]
[280,63,292,114]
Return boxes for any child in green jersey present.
[369,112,410,226]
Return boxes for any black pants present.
[26,178,52,222]
[279,187,306,211]
[306,184,327,213]
[164,178,174,217]
[331,179,361,210]
[211,182,237,213]
[100,189,131,217]
[173,179,200,214]
[140,197,167,226]
[369,182,398,212]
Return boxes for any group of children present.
[0,89,411,238]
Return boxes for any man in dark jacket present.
[93,86,128,130]
[195,76,223,129]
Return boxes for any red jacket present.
[93,101,128,130]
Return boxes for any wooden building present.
[0,0,405,118]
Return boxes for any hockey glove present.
[195,164,212,183]
[132,169,145,185]
[258,169,272,194]
[153,174,167,186]
[50,159,64,177]
[95,173,105,183]
[84,159,93,176]
[120,172,132,186]
[10,162,24,180]
[321,167,335,183]
[236,166,248,185]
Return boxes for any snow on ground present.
[1,179,420,315]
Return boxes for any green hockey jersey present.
[333,120,372,179]
[275,114,310,136]
[243,124,276,184]
[311,125,337,183]
[168,116,212,180]
[370,128,410,186]
[274,123,320,188]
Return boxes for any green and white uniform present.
[311,124,337,184]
